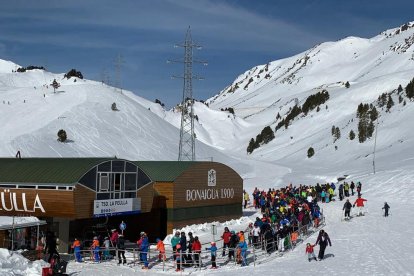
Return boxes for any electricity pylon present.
[114,54,124,93]
[168,26,207,161]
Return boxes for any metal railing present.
[63,215,326,272]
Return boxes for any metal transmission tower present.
[168,26,207,161]
[114,54,125,93]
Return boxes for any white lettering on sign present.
[186,188,235,201]
[0,189,45,213]
[93,198,141,217]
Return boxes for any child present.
[239,240,248,266]
[175,244,183,272]
[192,236,202,267]
[205,241,217,268]
[90,236,100,263]
[156,238,166,261]
[103,237,110,260]
[305,243,317,262]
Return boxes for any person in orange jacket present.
[353,195,367,216]
[156,238,166,261]
[71,238,82,262]
[191,236,202,267]
[90,236,100,263]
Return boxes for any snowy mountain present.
[150,22,414,186]
[1,22,414,276]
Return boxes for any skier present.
[382,202,390,217]
[305,243,318,262]
[353,195,367,216]
[344,182,350,197]
[338,183,344,201]
[103,237,110,260]
[156,238,166,261]
[315,230,331,260]
[140,233,149,269]
[110,229,119,256]
[175,244,183,272]
[243,190,250,209]
[228,230,239,260]
[357,182,362,197]
[117,234,126,265]
[239,240,248,266]
[343,199,353,220]
[205,241,218,269]
[221,227,231,257]
[350,181,355,196]
[71,238,82,263]
[192,236,202,267]
[171,231,180,261]
[90,236,100,263]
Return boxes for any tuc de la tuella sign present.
[186,169,235,201]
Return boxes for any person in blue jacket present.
[239,240,248,266]
[140,233,149,269]
[205,241,218,268]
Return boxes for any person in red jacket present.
[221,227,231,257]
[305,243,317,262]
[192,236,202,267]
[353,195,367,216]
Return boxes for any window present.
[124,174,137,190]
[99,174,109,191]
[114,174,122,191]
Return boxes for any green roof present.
[0,158,198,185]
[134,161,196,182]
[0,158,112,185]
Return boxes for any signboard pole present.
[211,224,217,242]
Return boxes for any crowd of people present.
[59,179,392,271]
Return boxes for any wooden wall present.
[0,188,76,217]
[73,185,96,219]
[172,162,243,208]
[136,183,155,213]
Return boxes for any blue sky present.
[1,0,413,107]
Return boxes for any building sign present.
[185,169,235,201]
[0,189,45,213]
[186,188,234,201]
[208,169,216,187]
[93,198,141,217]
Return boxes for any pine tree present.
[345,81,350,88]
[51,79,60,93]
[398,84,403,93]
[406,77,414,99]
[335,127,341,140]
[261,126,275,144]
[247,138,255,154]
[367,121,375,138]
[307,147,315,158]
[57,129,67,142]
[349,130,355,140]
[386,94,394,111]
[370,107,378,121]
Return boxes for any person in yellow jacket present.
[328,187,334,202]
[243,190,250,209]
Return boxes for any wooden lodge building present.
[0,157,243,253]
